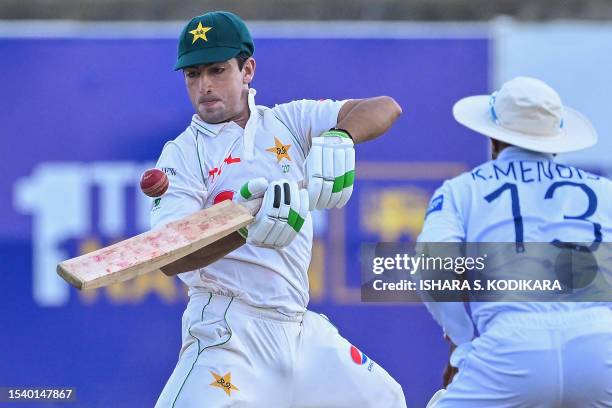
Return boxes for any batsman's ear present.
[242,57,256,85]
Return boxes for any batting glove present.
[236,178,309,248]
[306,128,355,210]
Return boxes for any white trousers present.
[435,307,612,408]
[155,292,406,408]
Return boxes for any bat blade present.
[57,200,255,290]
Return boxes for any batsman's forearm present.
[160,231,245,276]
[337,96,402,144]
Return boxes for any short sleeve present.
[150,141,208,231]
[416,180,474,346]
[271,99,348,155]
[417,181,466,243]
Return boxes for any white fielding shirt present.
[417,146,612,345]
[151,95,346,315]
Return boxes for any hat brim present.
[174,46,242,70]
[452,95,597,154]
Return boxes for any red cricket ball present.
[140,168,169,197]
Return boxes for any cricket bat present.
[57,199,262,290]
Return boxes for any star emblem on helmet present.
[189,21,212,44]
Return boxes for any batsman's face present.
[184,58,255,126]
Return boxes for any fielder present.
[421,77,612,407]
[151,11,406,407]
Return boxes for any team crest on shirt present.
[210,371,239,396]
[266,137,292,162]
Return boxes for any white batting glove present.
[306,129,355,210]
[236,178,309,248]
[234,177,269,238]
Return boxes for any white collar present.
[189,88,259,162]
[496,146,554,161]
[190,115,236,137]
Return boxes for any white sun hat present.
[452,76,598,153]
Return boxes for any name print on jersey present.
[472,160,600,184]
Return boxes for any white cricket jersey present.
[151,94,346,314]
[418,146,612,344]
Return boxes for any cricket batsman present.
[422,77,612,407]
[151,11,406,407]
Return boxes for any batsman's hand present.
[443,337,459,388]
[236,178,308,248]
[442,362,458,388]
[306,129,355,210]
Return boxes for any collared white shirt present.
[151,97,346,314]
[418,146,612,344]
